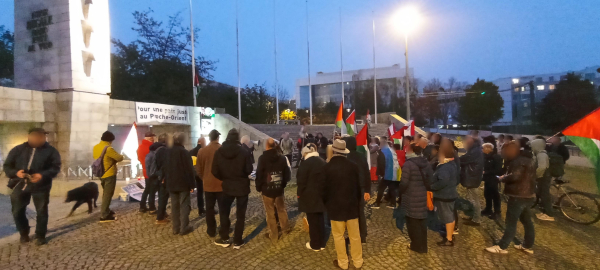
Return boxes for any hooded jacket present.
[280,138,294,156]
[430,161,459,201]
[212,135,253,196]
[255,148,291,198]
[4,142,61,193]
[137,139,153,179]
[459,140,484,188]
[297,152,327,213]
[502,154,536,198]
[164,143,196,192]
[399,155,433,219]
[531,139,549,179]
[343,137,372,194]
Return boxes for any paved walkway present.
[0,177,599,269]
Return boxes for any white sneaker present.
[536,213,555,221]
[306,242,324,251]
[485,245,508,254]
[453,228,459,235]
[514,244,534,254]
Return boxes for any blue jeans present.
[498,197,535,249]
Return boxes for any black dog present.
[65,182,99,217]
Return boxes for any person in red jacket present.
[137,131,156,213]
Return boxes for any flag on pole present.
[346,110,357,136]
[404,120,415,137]
[562,107,600,190]
[335,102,344,128]
[387,123,397,138]
[366,109,372,124]
[122,123,140,179]
[356,124,371,168]
[340,119,348,136]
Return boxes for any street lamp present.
[392,6,422,121]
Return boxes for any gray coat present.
[399,156,433,219]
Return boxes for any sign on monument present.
[136,102,189,124]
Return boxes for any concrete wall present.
[215,114,270,162]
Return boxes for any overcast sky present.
[1,0,599,99]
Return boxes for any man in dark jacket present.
[481,143,503,219]
[548,136,569,164]
[343,136,371,243]
[459,136,484,225]
[154,133,171,224]
[5,128,61,245]
[141,136,166,214]
[486,141,536,254]
[321,139,363,270]
[189,137,206,216]
[164,132,195,235]
[256,138,291,243]
[399,143,433,253]
[212,128,253,249]
[297,143,327,251]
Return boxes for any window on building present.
[514,87,519,92]
[537,85,545,90]
[521,86,526,91]
[549,85,555,90]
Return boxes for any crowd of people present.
[3,125,571,269]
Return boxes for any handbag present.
[411,159,435,211]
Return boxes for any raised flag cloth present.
[335,102,344,128]
[356,124,371,168]
[562,107,600,190]
[346,110,357,136]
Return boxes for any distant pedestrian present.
[212,129,253,249]
[142,135,166,215]
[430,139,459,247]
[195,130,222,237]
[369,137,382,182]
[256,138,292,243]
[5,128,61,245]
[481,143,503,219]
[297,143,327,251]
[486,141,536,254]
[373,136,399,209]
[190,137,206,216]
[164,133,195,235]
[280,132,294,166]
[321,139,363,270]
[459,135,484,226]
[93,131,124,223]
[138,131,156,213]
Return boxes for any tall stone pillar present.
[14,0,111,169]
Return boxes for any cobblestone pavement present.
[1,174,600,270]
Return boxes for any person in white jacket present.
[531,139,553,221]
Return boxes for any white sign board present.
[136,102,189,124]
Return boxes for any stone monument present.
[13,0,111,168]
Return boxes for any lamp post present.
[393,7,421,121]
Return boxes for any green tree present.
[0,25,14,86]
[110,10,215,105]
[456,79,504,126]
[536,73,599,132]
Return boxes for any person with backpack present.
[141,134,167,215]
[5,128,61,245]
[531,139,554,221]
[93,131,124,223]
[399,143,433,253]
[137,131,156,213]
[255,138,292,243]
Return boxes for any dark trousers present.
[157,181,170,220]
[537,177,554,217]
[406,216,427,253]
[306,212,326,249]
[100,176,116,219]
[375,180,399,207]
[170,191,191,234]
[140,176,158,211]
[284,154,293,166]
[498,197,535,249]
[205,191,223,236]
[11,185,49,238]
[358,196,367,242]
[219,194,249,245]
[195,176,205,214]
[483,179,501,214]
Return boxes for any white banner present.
[135,102,189,124]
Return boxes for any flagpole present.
[236,0,242,121]
[372,11,377,124]
[305,0,312,125]
[189,0,196,107]
[273,0,279,124]
[339,7,344,110]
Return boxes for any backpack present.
[92,146,113,178]
[547,151,565,177]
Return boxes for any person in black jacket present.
[548,136,570,164]
[4,128,61,245]
[486,141,536,254]
[189,137,206,216]
[297,143,327,251]
[154,134,171,223]
[321,139,363,270]
[459,136,484,226]
[164,132,196,235]
[256,138,291,243]
[342,136,371,243]
[212,128,253,249]
[481,143,503,219]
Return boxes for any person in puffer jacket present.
[430,139,459,247]
[399,143,433,253]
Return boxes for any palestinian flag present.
[562,107,600,190]
[356,124,371,168]
[346,110,357,136]
[335,102,344,128]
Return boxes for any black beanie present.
[226,128,240,142]
[101,131,115,142]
